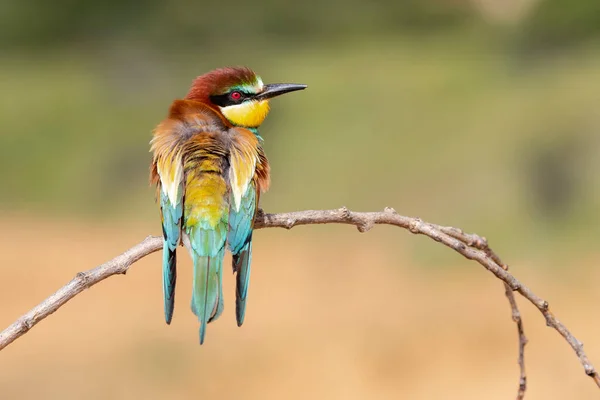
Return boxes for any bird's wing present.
[227,128,270,326]
[228,182,258,326]
[151,127,185,325]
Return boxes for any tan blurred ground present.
[0,214,598,399]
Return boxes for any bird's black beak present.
[255,83,307,100]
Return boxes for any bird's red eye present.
[230,91,242,100]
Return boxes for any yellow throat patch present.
[220,100,270,128]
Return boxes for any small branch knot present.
[384,207,397,214]
[22,318,34,331]
[585,365,596,376]
[541,301,549,311]
[338,206,351,219]
[408,219,422,234]
[76,271,91,288]
[357,222,374,233]
[285,219,294,229]
[478,238,489,249]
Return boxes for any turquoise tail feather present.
[160,188,183,325]
[162,240,177,324]
[191,245,225,345]
[233,240,252,327]
[228,185,257,328]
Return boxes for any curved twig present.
[0,207,597,398]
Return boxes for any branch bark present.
[0,207,597,399]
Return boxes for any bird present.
[149,66,306,344]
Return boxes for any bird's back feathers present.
[150,99,269,343]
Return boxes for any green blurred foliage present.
[0,0,599,265]
[4,0,600,52]
[519,0,600,52]
[1,0,471,50]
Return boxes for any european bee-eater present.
[150,67,306,344]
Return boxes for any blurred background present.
[1,0,599,398]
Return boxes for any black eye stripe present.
[209,91,251,107]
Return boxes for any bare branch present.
[1,207,598,397]
[505,282,527,399]
[0,236,162,351]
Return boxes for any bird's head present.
[186,66,306,128]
